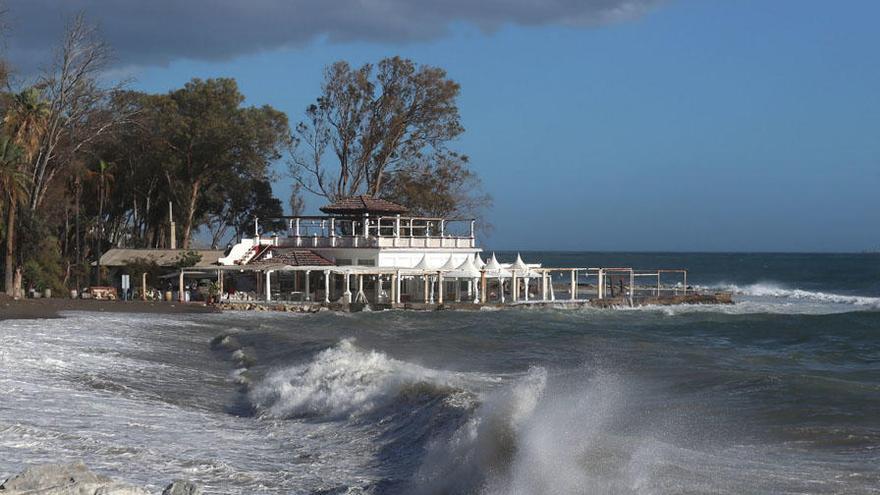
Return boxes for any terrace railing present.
[267,214,477,249]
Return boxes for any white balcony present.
[273,215,477,250]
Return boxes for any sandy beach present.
[0,296,220,320]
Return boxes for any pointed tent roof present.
[511,253,529,272]
[440,255,459,271]
[413,255,431,270]
[474,254,486,269]
[451,257,481,278]
[483,253,510,277]
[484,253,501,271]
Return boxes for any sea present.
[1,252,879,494]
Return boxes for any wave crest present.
[249,339,462,418]
[719,282,880,307]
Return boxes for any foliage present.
[174,250,202,268]
[21,236,66,292]
[0,9,487,295]
[154,78,291,247]
[290,56,464,200]
[122,257,163,287]
[381,151,491,219]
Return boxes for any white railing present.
[271,215,476,249]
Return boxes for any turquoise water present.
[1,253,878,493]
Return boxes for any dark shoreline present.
[0,298,220,320]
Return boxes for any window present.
[357,259,376,266]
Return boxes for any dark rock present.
[162,480,202,495]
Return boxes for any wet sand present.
[0,297,220,320]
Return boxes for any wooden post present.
[480,270,487,304]
[142,272,147,301]
[178,271,184,302]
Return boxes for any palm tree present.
[87,159,114,283]
[0,136,28,296]
[2,87,49,297]
[4,87,50,163]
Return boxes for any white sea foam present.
[413,369,708,494]
[720,282,880,307]
[249,339,476,418]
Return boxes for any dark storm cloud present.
[3,0,661,72]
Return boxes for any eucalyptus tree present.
[155,78,290,248]
[25,14,133,212]
[290,56,464,201]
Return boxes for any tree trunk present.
[75,177,82,291]
[182,179,201,249]
[4,199,16,296]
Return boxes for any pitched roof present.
[319,195,408,215]
[249,247,334,267]
[98,248,224,268]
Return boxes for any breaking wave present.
[249,339,472,419]
[718,282,880,307]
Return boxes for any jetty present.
[99,196,731,311]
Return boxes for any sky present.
[5,0,879,252]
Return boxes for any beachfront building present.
[99,196,695,308]
[216,195,508,305]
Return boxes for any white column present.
[375,275,382,303]
[629,270,635,307]
[523,277,530,301]
[455,278,461,302]
[511,271,518,302]
[304,270,311,301]
[437,272,444,304]
[395,270,402,304]
[265,270,272,301]
[570,270,576,301]
[344,272,352,303]
[423,275,430,303]
[499,278,505,303]
[430,275,436,303]
[323,270,331,303]
[472,278,480,304]
[597,269,604,299]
